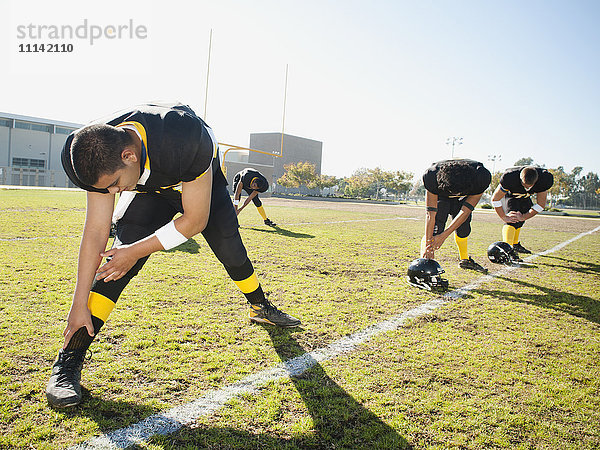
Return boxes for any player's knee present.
[216,241,248,269]
[225,256,254,281]
[116,223,156,245]
[456,226,471,239]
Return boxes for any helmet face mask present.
[407,258,449,291]
[487,241,517,264]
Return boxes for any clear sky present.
[2,0,599,179]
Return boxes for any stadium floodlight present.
[487,154,502,173]
[446,137,463,158]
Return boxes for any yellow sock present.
[454,234,468,260]
[513,227,521,245]
[233,272,259,294]
[87,292,116,323]
[502,225,516,245]
[256,206,268,220]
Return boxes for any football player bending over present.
[232,168,277,227]
[421,159,491,273]
[46,103,300,409]
[490,165,554,255]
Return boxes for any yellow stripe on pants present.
[87,292,116,322]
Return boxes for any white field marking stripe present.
[2,218,418,242]
[0,236,78,241]
[72,224,600,450]
[281,216,419,227]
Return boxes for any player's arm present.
[97,163,213,282]
[238,190,258,214]
[432,193,482,249]
[64,191,115,347]
[422,190,437,258]
[491,185,517,223]
[233,181,244,213]
[233,181,243,204]
[520,190,547,221]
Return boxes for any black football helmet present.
[407,258,449,291]
[487,241,518,264]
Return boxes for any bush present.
[480,203,493,209]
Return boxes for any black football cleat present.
[512,242,532,254]
[459,257,488,274]
[264,218,277,227]
[46,348,88,408]
[511,253,524,263]
[249,300,301,328]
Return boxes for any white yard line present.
[1,217,418,242]
[0,236,78,242]
[71,224,600,449]
[280,216,420,226]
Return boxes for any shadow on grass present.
[53,387,161,433]
[475,275,600,324]
[146,326,411,449]
[165,238,201,254]
[244,226,315,239]
[537,254,600,276]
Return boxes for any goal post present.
[219,142,282,178]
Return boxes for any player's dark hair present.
[254,177,268,193]
[70,124,133,186]
[436,161,476,195]
[520,166,539,186]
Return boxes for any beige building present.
[0,112,81,187]
[221,132,323,196]
[247,132,323,194]
[1,114,322,196]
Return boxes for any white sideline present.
[1,217,419,242]
[281,216,419,227]
[70,224,600,449]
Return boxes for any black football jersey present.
[499,167,554,198]
[236,169,268,193]
[61,102,217,194]
[423,159,491,197]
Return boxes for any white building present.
[0,114,323,194]
[0,113,82,187]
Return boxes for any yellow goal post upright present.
[218,63,288,180]
[203,29,289,180]
[218,143,282,179]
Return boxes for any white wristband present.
[233,199,240,206]
[154,221,188,250]
[531,204,543,213]
[491,200,502,208]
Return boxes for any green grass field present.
[1,189,599,449]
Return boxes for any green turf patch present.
[0,190,599,449]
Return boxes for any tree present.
[549,166,600,209]
[277,161,318,194]
[410,180,426,201]
[514,157,534,166]
[340,167,413,200]
[383,170,413,199]
[312,174,339,192]
[548,166,570,207]
[579,172,600,209]
[343,168,373,198]
[484,171,502,197]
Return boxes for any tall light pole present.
[488,154,502,173]
[203,29,213,121]
[446,137,463,158]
